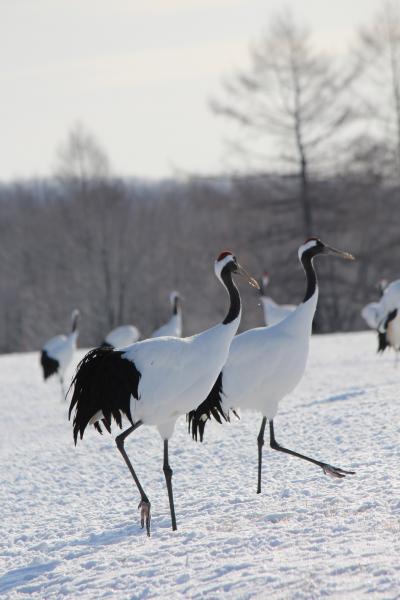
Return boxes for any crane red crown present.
[216,250,233,261]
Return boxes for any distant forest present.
[2,4,400,352]
[0,169,398,352]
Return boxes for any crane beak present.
[236,264,260,289]
[324,245,355,260]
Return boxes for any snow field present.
[1,331,400,599]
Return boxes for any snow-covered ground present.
[1,331,400,599]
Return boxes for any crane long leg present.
[257,417,267,494]
[163,439,177,531]
[115,422,152,536]
[269,420,355,479]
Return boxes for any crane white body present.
[386,314,400,350]
[151,292,182,339]
[189,239,355,489]
[151,314,182,339]
[379,279,400,316]
[70,252,258,534]
[104,325,140,348]
[222,294,316,420]
[41,309,80,400]
[125,320,237,438]
[259,273,295,326]
[43,331,78,377]
[361,279,400,355]
[361,302,382,330]
[378,281,400,354]
[261,296,296,327]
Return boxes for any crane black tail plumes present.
[68,346,141,444]
[40,351,59,379]
[377,332,388,353]
[377,309,398,354]
[187,373,231,442]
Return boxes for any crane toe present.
[322,464,355,478]
[138,500,151,536]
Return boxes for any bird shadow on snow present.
[72,521,140,549]
[299,388,366,409]
[0,560,59,594]
[294,378,400,413]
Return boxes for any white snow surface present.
[1,331,400,599]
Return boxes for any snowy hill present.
[1,332,400,599]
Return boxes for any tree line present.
[0,4,399,352]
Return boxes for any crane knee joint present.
[163,464,173,477]
[115,435,124,450]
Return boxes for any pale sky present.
[0,0,384,181]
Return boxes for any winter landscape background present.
[1,1,400,351]
[1,1,400,599]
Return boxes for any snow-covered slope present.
[1,332,400,599]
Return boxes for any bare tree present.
[54,124,140,339]
[211,11,357,237]
[356,1,400,180]
[55,121,111,195]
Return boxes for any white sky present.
[0,0,384,181]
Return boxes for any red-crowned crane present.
[373,279,400,361]
[40,309,79,401]
[102,324,140,349]
[361,279,391,352]
[151,292,182,338]
[69,252,258,536]
[188,238,355,494]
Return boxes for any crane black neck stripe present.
[221,265,240,325]
[72,317,78,332]
[301,250,318,303]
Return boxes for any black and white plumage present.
[374,279,400,358]
[69,252,259,536]
[361,279,387,334]
[259,272,296,326]
[40,309,80,400]
[151,292,182,338]
[102,324,140,349]
[188,238,355,493]
[377,309,400,355]
[361,279,400,357]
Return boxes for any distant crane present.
[152,292,182,338]
[360,279,387,328]
[69,252,258,536]
[102,324,140,349]
[259,272,296,326]
[361,279,400,358]
[188,238,355,493]
[40,309,80,400]
[374,279,400,360]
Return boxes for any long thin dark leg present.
[163,440,177,531]
[257,417,267,494]
[115,421,152,536]
[269,420,355,479]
